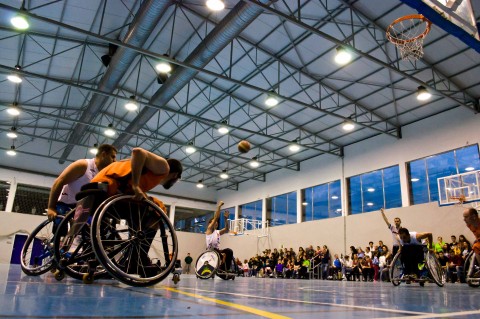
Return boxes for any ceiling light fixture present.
[186,141,196,154]
[156,60,172,74]
[125,95,138,111]
[335,46,352,65]
[218,120,229,135]
[11,14,29,30]
[331,195,339,200]
[89,143,99,155]
[411,178,420,182]
[416,86,431,101]
[6,145,16,156]
[249,156,260,168]
[302,202,308,206]
[7,102,20,116]
[465,167,475,172]
[220,169,229,179]
[6,127,17,139]
[265,91,279,107]
[206,0,225,11]
[342,120,355,131]
[104,124,116,137]
[7,65,22,83]
[367,188,375,192]
[289,139,300,152]
[196,180,204,188]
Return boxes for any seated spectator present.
[342,255,352,280]
[378,251,389,281]
[357,247,365,259]
[300,257,310,279]
[461,241,472,259]
[360,256,374,281]
[377,240,385,254]
[285,259,294,279]
[350,246,358,259]
[330,254,342,280]
[434,236,447,253]
[437,251,449,274]
[305,245,315,260]
[447,249,465,283]
[293,256,302,279]
[351,254,361,281]
[365,246,372,259]
[275,260,284,278]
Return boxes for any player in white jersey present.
[47,144,117,222]
[380,208,402,257]
[398,227,433,278]
[206,201,233,271]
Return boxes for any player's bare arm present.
[47,159,88,220]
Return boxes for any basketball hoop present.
[450,194,466,206]
[386,14,432,61]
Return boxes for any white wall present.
[218,107,480,260]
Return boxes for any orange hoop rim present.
[386,14,432,45]
[450,195,466,202]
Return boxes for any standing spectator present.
[184,253,193,274]
[371,251,380,281]
[321,245,331,279]
[349,246,358,259]
[380,208,401,257]
[306,245,315,260]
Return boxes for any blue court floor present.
[1,264,480,319]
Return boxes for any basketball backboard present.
[400,0,480,52]
[438,170,480,206]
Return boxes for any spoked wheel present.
[195,250,220,280]
[465,251,480,288]
[53,209,107,281]
[389,252,403,286]
[21,217,63,276]
[91,195,178,287]
[425,251,446,287]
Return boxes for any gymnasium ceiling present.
[0,0,479,191]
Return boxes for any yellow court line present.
[162,287,291,319]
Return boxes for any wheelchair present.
[194,250,235,280]
[464,250,480,287]
[52,184,179,287]
[389,245,445,287]
[20,216,64,276]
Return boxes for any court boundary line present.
[377,309,480,319]
[170,287,429,316]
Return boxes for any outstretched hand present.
[47,208,57,221]
[132,185,147,201]
[224,210,229,219]
[218,200,224,207]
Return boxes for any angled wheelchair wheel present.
[195,250,220,279]
[465,251,480,288]
[389,252,403,286]
[91,195,178,287]
[21,217,62,276]
[53,209,106,281]
[425,251,445,287]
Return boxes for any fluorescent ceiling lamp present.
[289,143,300,152]
[218,122,229,135]
[196,180,204,188]
[11,15,29,30]
[7,128,17,138]
[185,144,196,154]
[89,144,99,155]
[6,146,16,156]
[335,46,352,65]
[206,0,225,11]
[416,86,431,101]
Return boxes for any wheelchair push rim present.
[425,251,446,287]
[389,252,402,286]
[465,251,480,287]
[20,217,62,276]
[195,250,220,279]
[91,195,178,287]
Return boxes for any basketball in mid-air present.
[238,140,251,153]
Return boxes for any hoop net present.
[386,14,431,61]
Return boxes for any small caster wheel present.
[54,270,65,281]
[83,273,94,284]
[173,273,180,284]
[231,275,235,280]
[419,282,425,287]
[50,267,57,273]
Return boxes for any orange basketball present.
[238,140,251,153]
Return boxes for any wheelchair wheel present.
[425,250,445,287]
[195,250,220,279]
[465,251,480,288]
[389,252,403,286]
[53,209,107,281]
[20,217,62,276]
[91,195,178,287]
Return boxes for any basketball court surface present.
[1,264,480,319]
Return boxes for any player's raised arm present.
[380,208,390,227]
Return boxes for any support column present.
[6,177,17,212]
[169,204,176,224]
[398,163,410,207]
[262,198,267,228]
[297,189,302,223]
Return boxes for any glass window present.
[302,180,342,221]
[0,181,9,211]
[347,166,401,214]
[407,144,480,204]
[239,200,262,222]
[266,191,296,227]
[12,184,49,215]
[173,207,214,233]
